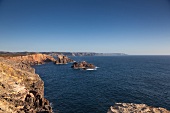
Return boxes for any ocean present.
[33,56,170,113]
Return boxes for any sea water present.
[33,56,170,113]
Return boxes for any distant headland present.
[0,51,127,57]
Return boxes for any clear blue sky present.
[0,0,170,55]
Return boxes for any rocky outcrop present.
[71,61,96,70]
[7,53,55,65]
[107,103,170,113]
[54,55,74,64]
[0,56,53,113]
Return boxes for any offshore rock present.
[107,103,170,113]
[71,61,96,70]
[54,55,74,64]
[0,55,53,113]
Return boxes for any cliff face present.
[107,103,170,113]
[54,55,74,64]
[7,53,55,65]
[0,54,53,113]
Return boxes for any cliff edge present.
[7,53,55,65]
[0,54,54,113]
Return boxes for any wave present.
[86,67,97,70]
[85,66,99,70]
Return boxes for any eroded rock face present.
[0,57,53,113]
[71,61,96,69]
[107,103,170,113]
[7,53,56,65]
[54,55,74,64]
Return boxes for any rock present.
[7,53,55,65]
[0,55,53,113]
[35,99,40,108]
[71,61,96,70]
[54,54,75,64]
[24,105,30,110]
[107,103,170,113]
[29,97,34,105]
[17,110,25,113]
[44,105,50,110]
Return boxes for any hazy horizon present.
[0,0,170,55]
[1,51,170,56]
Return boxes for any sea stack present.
[54,55,75,64]
[71,61,96,70]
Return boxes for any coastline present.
[0,54,54,113]
[0,54,170,113]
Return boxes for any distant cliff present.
[0,51,127,57]
[95,53,127,56]
[0,54,54,113]
[49,52,127,56]
[7,53,55,65]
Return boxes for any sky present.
[0,0,170,55]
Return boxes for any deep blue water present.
[33,56,170,113]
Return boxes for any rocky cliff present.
[1,53,170,113]
[107,103,170,113]
[7,53,55,65]
[0,54,53,113]
[54,55,74,64]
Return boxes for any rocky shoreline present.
[0,54,54,113]
[107,103,170,113]
[0,53,170,113]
